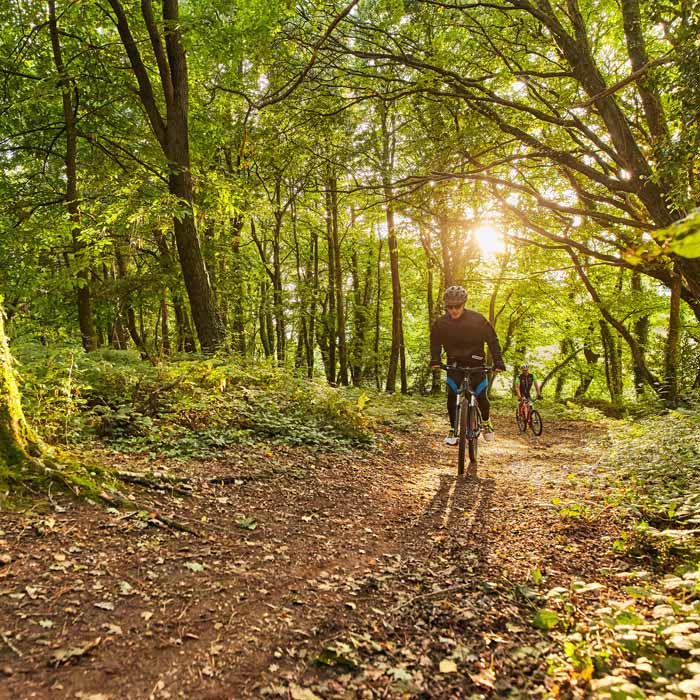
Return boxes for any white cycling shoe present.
[444,431,458,446]
[483,419,495,442]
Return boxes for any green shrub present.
[13,344,375,453]
[605,408,700,560]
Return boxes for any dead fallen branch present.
[390,584,470,613]
[208,475,255,485]
[116,470,192,496]
[98,490,200,536]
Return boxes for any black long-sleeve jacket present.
[430,309,505,369]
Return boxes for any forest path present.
[0,413,620,700]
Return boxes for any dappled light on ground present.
[0,413,623,699]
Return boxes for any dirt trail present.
[0,414,619,699]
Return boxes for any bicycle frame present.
[516,396,543,436]
[453,373,484,438]
[518,397,533,423]
[440,363,492,475]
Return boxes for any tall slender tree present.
[105,0,222,351]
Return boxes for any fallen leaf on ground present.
[469,668,496,689]
[289,684,322,700]
[439,659,458,673]
[49,637,101,667]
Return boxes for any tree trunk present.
[630,272,650,396]
[48,0,96,353]
[230,216,246,354]
[317,294,332,382]
[327,175,348,385]
[308,225,318,378]
[160,295,171,356]
[540,344,583,394]
[662,264,683,406]
[114,244,149,360]
[172,299,195,353]
[384,198,403,393]
[574,329,600,398]
[272,207,286,366]
[324,188,337,384]
[258,280,274,358]
[107,0,222,352]
[291,204,309,374]
[350,240,374,387]
[379,104,406,394]
[569,249,661,394]
[600,320,624,407]
[0,307,43,477]
[374,238,384,390]
[418,224,441,394]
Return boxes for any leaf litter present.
[0,415,688,699]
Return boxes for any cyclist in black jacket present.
[430,285,506,445]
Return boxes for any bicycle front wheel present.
[468,405,479,466]
[457,401,468,476]
[516,407,527,432]
[530,410,543,436]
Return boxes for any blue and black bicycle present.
[440,363,493,476]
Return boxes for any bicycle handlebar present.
[437,363,494,373]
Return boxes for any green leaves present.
[667,209,700,259]
[235,515,258,530]
[532,608,559,630]
[316,645,358,671]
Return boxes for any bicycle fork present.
[455,392,481,439]
[468,394,481,439]
[453,392,463,434]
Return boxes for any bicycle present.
[440,363,493,476]
[516,397,543,436]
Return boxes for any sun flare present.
[473,224,506,256]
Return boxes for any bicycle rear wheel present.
[530,410,543,436]
[516,406,527,432]
[457,400,468,476]
[468,405,479,466]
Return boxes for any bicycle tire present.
[468,405,479,466]
[530,410,543,436]
[516,407,527,432]
[457,400,468,476]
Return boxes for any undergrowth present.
[607,409,700,557]
[13,344,376,457]
[535,408,700,699]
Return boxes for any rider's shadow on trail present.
[416,472,496,538]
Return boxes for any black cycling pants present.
[446,369,490,429]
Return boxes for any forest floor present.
[0,409,634,700]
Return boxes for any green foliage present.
[605,410,700,552]
[532,608,560,631]
[13,345,375,457]
[665,209,700,259]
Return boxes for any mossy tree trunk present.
[1,307,108,499]
[0,307,43,480]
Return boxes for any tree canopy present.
[1,0,698,412]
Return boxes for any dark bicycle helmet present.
[443,285,467,306]
[520,363,529,370]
